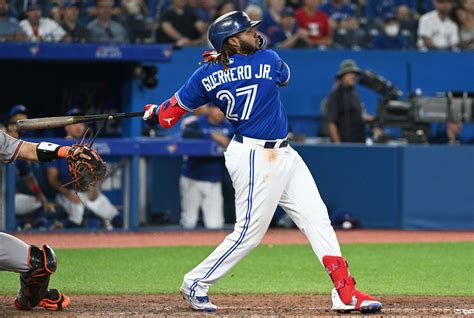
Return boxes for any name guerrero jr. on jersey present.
[201,63,272,92]
[143,49,290,140]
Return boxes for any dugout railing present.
[0,138,224,231]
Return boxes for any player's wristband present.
[36,142,70,162]
[57,146,71,158]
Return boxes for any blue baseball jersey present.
[182,115,234,182]
[46,159,71,188]
[175,49,290,140]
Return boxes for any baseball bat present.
[16,111,145,130]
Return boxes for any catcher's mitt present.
[66,144,107,192]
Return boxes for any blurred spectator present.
[213,0,239,15]
[321,0,363,48]
[245,3,262,20]
[87,0,128,43]
[116,0,151,43]
[85,0,121,22]
[264,6,310,47]
[61,0,89,42]
[364,0,417,20]
[295,0,331,46]
[260,0,284,30]
[49,0,63,24]
[452,4,474,49]
[5,105,51,230]
[9,0,50,20]
[46,108,120,229]
[397,4,418,45]
[19,0,66,42]
[417,0,435,13]
[417,0,459,49]
[213,0,236,20]
[320,0,358,31]
[188,0,214,22]
[430,121,463,144]
[371,13,410,49]
[157,0,207,46]
[0,0,27,41]
[350,0,366,16]
[465,0,474,15]
[325,59,371,143]
[179,104,233,229]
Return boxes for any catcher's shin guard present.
[15,244,57,310]
[322,256,355,304]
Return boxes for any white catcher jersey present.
[0,131,23,163]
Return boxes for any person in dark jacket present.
[325,59,368,143]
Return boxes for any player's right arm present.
[143,66,209,128]
[46,165,80,203]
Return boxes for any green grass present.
[0,242,472,296]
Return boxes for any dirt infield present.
[2,229,473,317]
[1,295,473,317]
[13,229,474,248]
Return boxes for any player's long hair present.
[201,40,254,71]
[200,41,238,71]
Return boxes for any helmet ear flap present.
[257,33,267,50]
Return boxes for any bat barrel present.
[16,116,76,130]
[16,111,145,130]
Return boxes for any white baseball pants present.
[180,175,224,229]
[56,191,119,225]
[15,193,42,216]
[182,137,342,297]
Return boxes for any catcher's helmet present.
[208,11,261,52]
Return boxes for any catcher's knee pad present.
[322,256,356,305]
[15,244,57,309]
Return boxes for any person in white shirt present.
[417,0,459,49]
[19,0,66,42]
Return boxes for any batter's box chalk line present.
[454,309,474,315]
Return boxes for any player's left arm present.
[18,141,72,162]
[143,67,209,129]
[271,50,291,87]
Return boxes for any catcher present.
[0,129,106,310]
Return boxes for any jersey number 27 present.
[216,84,258,121]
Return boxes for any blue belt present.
[233,135,289,149]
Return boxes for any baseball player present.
[0,129,75,310]
[180,104,234,229]
[46,108,119,230]
[5,105,51,229]
[143,11,382,313]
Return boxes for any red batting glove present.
[143,104,159,126]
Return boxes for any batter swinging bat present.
[16,111,145,130]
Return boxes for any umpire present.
[325,59,367,143]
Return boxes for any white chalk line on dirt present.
[217,306,474,314]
